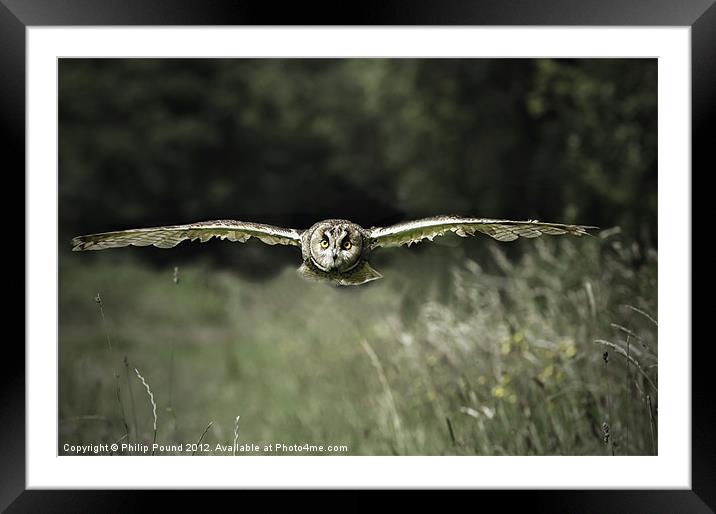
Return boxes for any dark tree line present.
[59,58,656,272]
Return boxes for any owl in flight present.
[72,216,596,286]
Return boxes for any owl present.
[72,216,596,286]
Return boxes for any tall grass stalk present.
[602,348,614,456]
[626,305,658,326]
[94,293,130,452]
[360,338,404,453]
[647,394,657,455]
[625,335,631,455]
[193,421,213,456]
[446,417,457,447]
[111,433,128,455]
[123,356,139,452]
[134,367,158,455]
[233,415,241,456]
[593,340,657,394]
[168,266,180,438]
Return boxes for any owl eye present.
[342,240,352,250]
[320,238,329,249]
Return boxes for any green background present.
[58,59,657,456]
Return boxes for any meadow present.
[58,230,657,456]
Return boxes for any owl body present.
[298,220,382,286]
[71,215,596,287]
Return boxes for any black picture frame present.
[4,0,709,510]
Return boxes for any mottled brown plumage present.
[72,216,596,286]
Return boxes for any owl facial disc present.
[307,221,364,273]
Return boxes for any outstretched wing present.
[370,216,596,249]
[72,219,303,251]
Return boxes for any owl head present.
[305,220,365,273]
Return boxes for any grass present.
[58,230,657,455]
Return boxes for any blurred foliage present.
[59,233,657,455]
[59,58,656,275]
[58,59,658,455]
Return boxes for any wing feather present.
[71,219,303,251]
[370,216,596,249]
